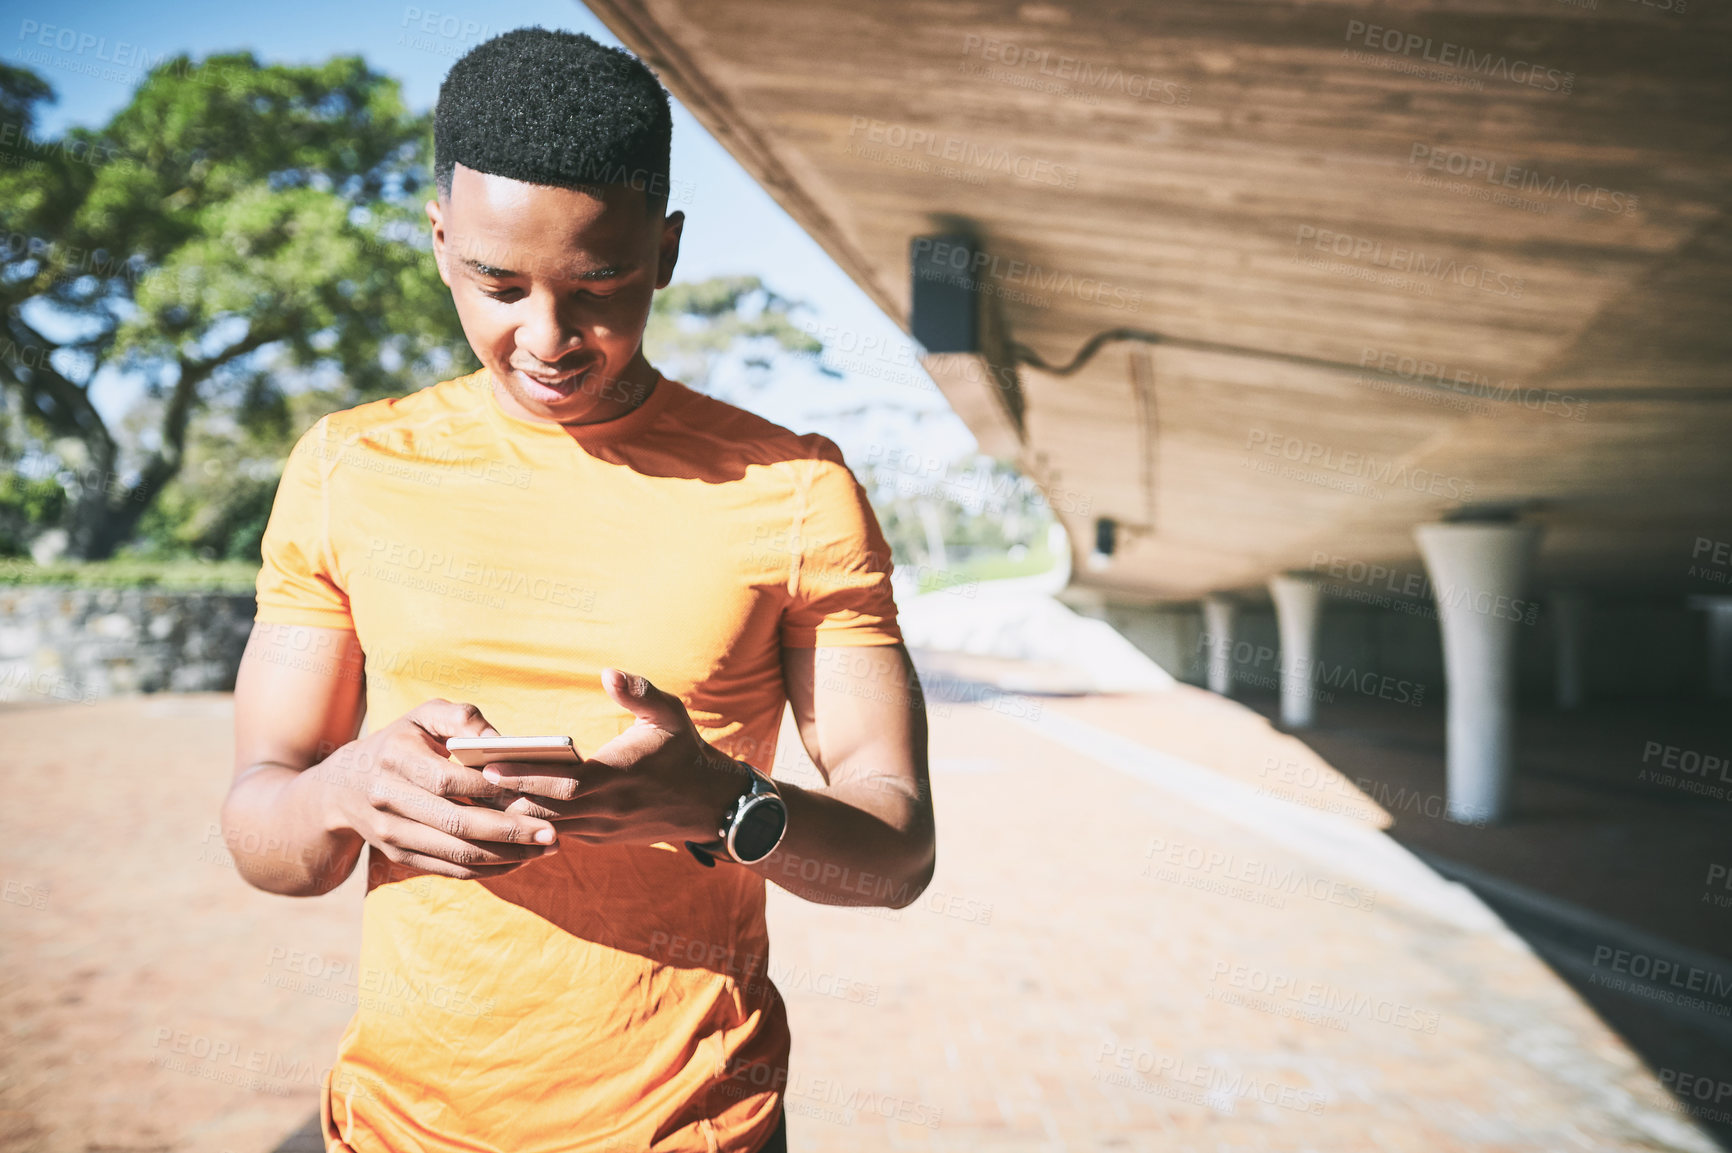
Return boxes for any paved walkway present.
[0,674,1721,1151]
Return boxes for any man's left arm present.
[740,641,934,908]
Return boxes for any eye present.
[481,287,522,302]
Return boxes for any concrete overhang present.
[584,0,1732,603]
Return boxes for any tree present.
[0,55,474,560]
[641,275,819,395]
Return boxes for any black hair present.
[433,27,672,210]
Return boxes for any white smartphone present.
[445,735,582,768]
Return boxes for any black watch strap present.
[685,762,780,867]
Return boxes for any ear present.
[426,196,453,289]
[654,210,685,290]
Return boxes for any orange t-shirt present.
[251,368,902,1152]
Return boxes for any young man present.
[222,27,935,1153]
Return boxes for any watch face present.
[730,796,787,863]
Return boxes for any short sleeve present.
[779,446,903,649]
[254,417,354,630]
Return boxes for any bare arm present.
[746,642,935,908]
[223,622,559,897]
[224,623,370,895]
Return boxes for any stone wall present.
[0,586,256,703]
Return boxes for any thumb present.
[602,668,686,729]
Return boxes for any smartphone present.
[445,735,582,768]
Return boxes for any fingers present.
[366,775,557,848]
[373,819,558,880]
[381,853,534,882]
[479,759,585,802]
[402,750,509,801]
[409,698,500,741]
[537,814,629,844]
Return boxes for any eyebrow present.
[460,257,621,282]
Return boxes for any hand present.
[485,668,752,848]
[311,698,561,880]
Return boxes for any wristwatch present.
[685,762,788,868]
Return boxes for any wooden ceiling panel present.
[587,0,1732,599]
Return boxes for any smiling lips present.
[517,362,591,394]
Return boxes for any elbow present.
[218,792,355,898]
[234,855,345,898]
[885,823,936,910]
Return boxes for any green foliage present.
[0,555,260,591]
[0,471,67,556]
[868,454,1056,575]
[0,53,476,560]
[642,275,820,393]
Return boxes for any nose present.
[517,290,584,365]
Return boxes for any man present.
[222,27,935,1153]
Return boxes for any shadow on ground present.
[1267,692,1732,1150]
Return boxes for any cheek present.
[450,293,513,354]
[594,295,655,345]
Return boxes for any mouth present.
[515,362,592,401]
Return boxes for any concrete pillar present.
[1552,590,1586,711]
[1267,575,1323,728]
[1689,597,1732,698]
[1202,595,1238,696]
[1415,522,1541,824]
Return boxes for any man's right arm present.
[224,621,561,896]
[225,622,371,895]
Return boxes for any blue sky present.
[9,0,973,464]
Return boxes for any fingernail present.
[482,768,501,784]
[535,827,555,844]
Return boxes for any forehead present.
[443,162,654,276]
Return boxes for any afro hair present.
[433,27,673,207]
